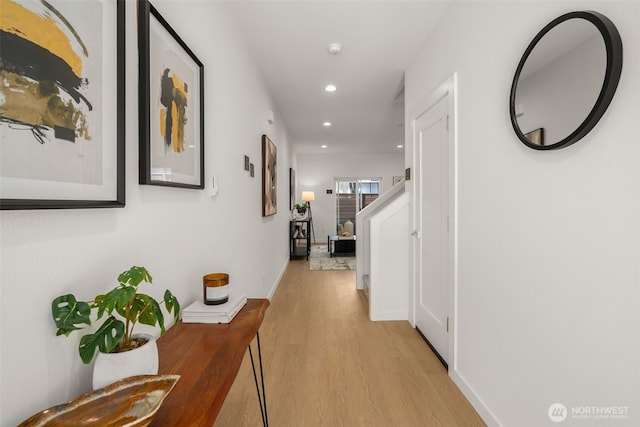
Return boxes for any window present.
[335,178,381,234]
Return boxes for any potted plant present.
[294,203,308,219]
[51,266,180,389]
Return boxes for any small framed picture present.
[289,168,296,209]
[524,128,545,146]
[261,134,277,216]
[250,163,255,178]
[244,155,250,171]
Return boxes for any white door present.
[413,95,450,364]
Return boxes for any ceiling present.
[226,1,449,154]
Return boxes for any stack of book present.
[181,293,247,324]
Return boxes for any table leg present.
[249,332,268,427]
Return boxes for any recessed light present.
[325,84,337,92]
[397,144,404,148]
[321,145,328,148]
[328,43,342,55]
[323,122,332,127]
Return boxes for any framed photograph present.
[244,155,250,171]
[250,163,255,178]
[0,0,125,209]
[262,135,277,216]
[524,128,545,146]
[138,0,204,189]
[289,168,296,210]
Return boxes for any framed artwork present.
[289,168,296,210]
[0,0,125,209]
[138,0,204,189]
[524,128,545,146]
[262,135,277,216]
[244,155,250,171]
[250,163,255,178]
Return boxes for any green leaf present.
[95,286,136,319]
[78,316,125,364]
[130,294,158,326]
[51,294,92,336]
[117,266,152,288]
[164,289,181,328]
[152,298,166,334]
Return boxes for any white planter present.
[293,210,308,220]
[92,333,159,390]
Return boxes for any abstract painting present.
[262,135,277,216]
[138,0,204,189]
[0,0,125,209]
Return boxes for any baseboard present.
[415,327,501,426]
[267,258,289,300]
[450,369,502,427]
[370,310,408,321]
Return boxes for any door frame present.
[408,73,457,371]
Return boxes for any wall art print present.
[0,0,125,209]
[289,167,296,210]
[262,134,277,217]
[138,0,204,189]
[524,127,545,146]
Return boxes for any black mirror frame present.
[509,11,623,150]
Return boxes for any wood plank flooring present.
[213,259,486,427]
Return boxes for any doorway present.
[335,178,381,234]
[411,75,456,369]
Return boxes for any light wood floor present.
[214,259,486,427]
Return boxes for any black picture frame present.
[0,0,125,210]
[261,135,277,216]
[289,168,296,210]
[138,0,204,188]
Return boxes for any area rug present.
[309,245,356,271]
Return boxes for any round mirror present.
[510,11,622,150]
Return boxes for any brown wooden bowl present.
[18,374,180,427]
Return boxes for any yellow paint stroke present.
[1,0,82,76]
[171,73,187,98]
[171,102,179,152]
[170,73,187,153]
[159,108,165,137]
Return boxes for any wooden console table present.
[149,298,270,426]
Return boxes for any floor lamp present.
[301,191,316,244]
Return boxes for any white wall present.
[406,2,639,426]
[369,192,409,321]
[295,152,403,241]
[0,1,292,425]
